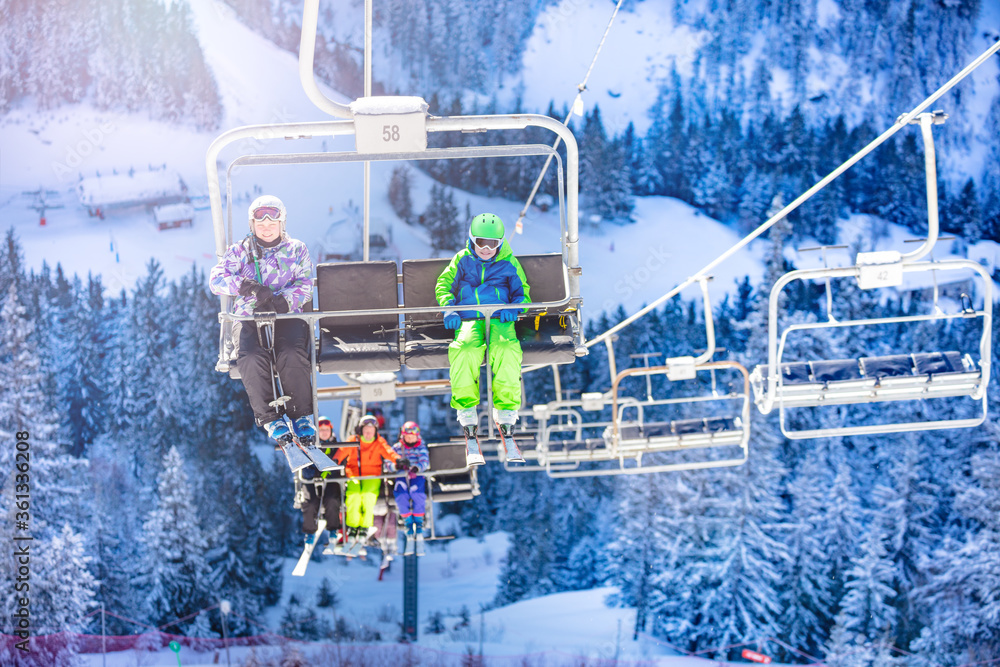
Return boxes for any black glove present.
[240,280,274,302]
[409,465,420,474]
[395,457,410,471]
[301,465,317,481]
[268,296,289,314]
[238,279,256,297]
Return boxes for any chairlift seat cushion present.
[517,315,576,364]
[428,443,468,471]
[427,443,474,502]
[704,416,739,433]
[517,254,577,364]
[811,359,861,383]
[402,258,452,369]
[860,355,914,379]
[913,351,966,375]
[517,254,569,314]
[781,362,813,384]
[672,418,706,435]
[316,261,400,373]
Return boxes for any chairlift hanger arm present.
[207,114,579,270]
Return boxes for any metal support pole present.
[403,555,418,641]
[101,604,106,667]
[220,600,232,667]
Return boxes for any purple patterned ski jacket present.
[209,235,314,316]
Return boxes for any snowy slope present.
[79,533,730,666]
[520,0,709,136]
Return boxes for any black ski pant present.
[238,318,313,425]
[302,481,342,534]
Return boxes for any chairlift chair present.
[516,278,752,478]
[751,112,992,439]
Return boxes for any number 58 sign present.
[352,96,429,154]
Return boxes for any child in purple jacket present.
[209,195,316,442]
[391,421,430,555]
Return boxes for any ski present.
[288,418,341,472]
[292,518,326,577]
[297,440,340,472]
[415,533,425,557]
[494,421,525,463]
[463,425,486,466]
[277,436,312,472]
[403,532,415,556]
[378,550,393,580]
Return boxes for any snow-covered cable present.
[514,0,626,233]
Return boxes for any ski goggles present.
[252,206,283,221]
[471,236,501,250]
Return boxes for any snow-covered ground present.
[77,533,732,666]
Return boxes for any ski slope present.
[78,532,730,666]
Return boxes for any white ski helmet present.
[248,194,287,237]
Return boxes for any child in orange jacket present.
[335,415,406,552]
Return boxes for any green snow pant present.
[448,319,522,410]
[344,479,380,529]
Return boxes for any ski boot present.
[292,415,317,445]
[414,518,426,557]
[343,527,360,557]
[325,530,344,555]
[264,418,292,444]
[463,425,486,466]
[403,522,416,556]
[304,533,315,546]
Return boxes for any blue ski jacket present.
[434,239,531,320]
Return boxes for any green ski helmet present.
[469,213,505,248]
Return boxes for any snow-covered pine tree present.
[424,183,462,254]
[0,284,88,536]
[201,439,284,634]
[138,445,211,628]
[910,444,1000,663]
[780,448,837,659]
[492,472,556,605]
[870,435,940,649]
[824,520,899,663]
[32,525,98,635]
[607,469,677,639]
[388,166,414,223]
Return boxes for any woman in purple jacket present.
[210,195,316,442]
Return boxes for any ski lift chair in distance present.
[522,278,752,478]
[751,112,992,439]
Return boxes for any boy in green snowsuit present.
[435,213,530,461]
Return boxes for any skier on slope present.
[435,213,530,463]
[391,421,430,556]
[298,417,342,551]
[334,415,406,555]
[209,195,318,443]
